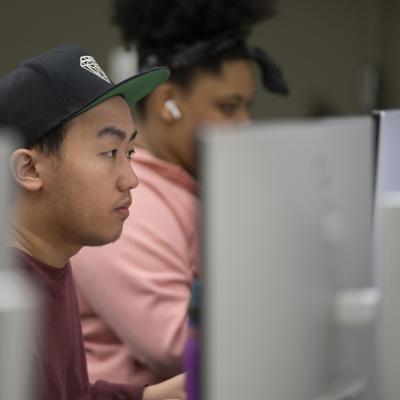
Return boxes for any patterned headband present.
[138,30,289,95]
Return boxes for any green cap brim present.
[77,67,170,115]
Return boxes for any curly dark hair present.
[111,0,280,114]
[111,0,278,47]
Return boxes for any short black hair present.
[30,123,68,156]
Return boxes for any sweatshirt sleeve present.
[90,380,144,399]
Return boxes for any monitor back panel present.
[199,117,374,400]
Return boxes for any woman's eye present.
[219,103,239,116]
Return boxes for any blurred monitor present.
[375,109,400,194]
[199,117,375,400]
[0,129,39,400]
[374,109,400,400]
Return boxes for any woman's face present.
[170,59,256,176]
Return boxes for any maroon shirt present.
[14,249,144,400]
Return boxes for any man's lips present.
[115,199,132,217]
[116,199,132,209]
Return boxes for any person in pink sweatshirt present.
[71,0,289,386]
[0,44,186,400]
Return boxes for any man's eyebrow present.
[98,126,137,142]
[129,129,137,142]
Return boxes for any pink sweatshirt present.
[71,147,199,386]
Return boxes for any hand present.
[143,373,186,400]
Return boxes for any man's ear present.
[10,149,43,192]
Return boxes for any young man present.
[0,45,185,400]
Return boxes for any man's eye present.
[127,149,135,160]
[104,149,118,158]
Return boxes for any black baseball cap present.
[0,44,170,147]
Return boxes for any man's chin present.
[81,228,123,247]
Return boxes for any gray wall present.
[381,0,400,109]
[0,0,118,75]
[1,0,399,118]
[251,0,383,118]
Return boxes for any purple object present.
[184,324,200,400]
[184,280,201,400]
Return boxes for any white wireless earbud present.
[164,100,182,120]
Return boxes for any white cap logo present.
[80,55,111,83]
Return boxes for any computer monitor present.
[0,130,39,400]
[375,109,400,194]
[374,109,400,400]
[199,117,375,400]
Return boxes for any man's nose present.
[117,161,139,192]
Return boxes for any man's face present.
[40,96,138,247]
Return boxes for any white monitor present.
[375,109,400,194]
[199,117,375,400]
[374,109,400,400]
[0,130,39,400]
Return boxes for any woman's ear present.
[10,148,43,192]
[152,83,183,123]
